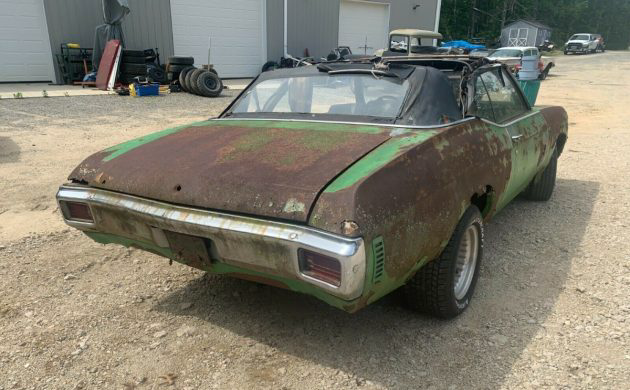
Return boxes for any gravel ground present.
[0,53,629,390]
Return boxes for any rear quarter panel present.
[310,119,514,309]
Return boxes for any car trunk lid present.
[69,119,391,222]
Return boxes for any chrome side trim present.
[479,110,540,128]
[56,186,366,300]
[214,117,476,130]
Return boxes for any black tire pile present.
[167,56,223,97]
[119,49,165,84]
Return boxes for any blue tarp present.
[441,40,486,50]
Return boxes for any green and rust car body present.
[57,59,568,312]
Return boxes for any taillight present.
[298,249,341,287]
[61,201,94,222]
[538,60,544,70]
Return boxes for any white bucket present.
[519,57,540,80]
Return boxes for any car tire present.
[188,69,207,95]
[196,71,223,97]
[523,149,558,201]
[122,55,146,65]
[404,206,483,319]
[184,69,197,93]
[120,63,147,74]
[167,56,194,66]
[147,65,166,84]
[167,64,189,74]
[262,61,279,72]
[178,66,196,92]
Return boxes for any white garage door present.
[338,0,389,55]
[0,0,54,82]
[170,0,265,78]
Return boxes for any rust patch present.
[311,119,513,283]
[68,122,390,222]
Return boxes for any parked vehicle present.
[378,29,444,56]
[57,56,568,319]
[564,34,605,54]
[537,39,555,52]
[488,47,555,80]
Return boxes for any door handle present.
[512,134,524,142]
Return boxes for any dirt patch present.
[1,55,629,389]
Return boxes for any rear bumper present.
[56,185,366,301]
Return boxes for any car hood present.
[68,119,391,222]
[567,40,588,44]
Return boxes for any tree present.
[438,0,630,49]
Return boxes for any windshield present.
[230,74,409,119]
[570,34,590,41]
[489,49,523,58]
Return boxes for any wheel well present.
[556,134,568,156]
[471,186,493,217]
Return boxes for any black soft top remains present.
[223,63,463,126]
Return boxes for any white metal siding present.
[170,0,265,78]
[338,0,389,55]
[0,0,54,82]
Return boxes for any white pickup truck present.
[564,34,605,55]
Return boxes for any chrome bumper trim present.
[56,185,366,300]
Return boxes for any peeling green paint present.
[102,120,213,162]
[100,119,387,163]
[324,130,439,193]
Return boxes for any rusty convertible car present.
[57,57,568,318]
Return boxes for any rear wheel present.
[404,206,483,319]
[523,150,558,201]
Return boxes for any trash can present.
[518,80,541,106]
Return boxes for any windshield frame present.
[222,72,413,124]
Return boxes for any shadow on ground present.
[155,178,599,388]
[0,137,20,163]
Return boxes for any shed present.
[500,20,552,47]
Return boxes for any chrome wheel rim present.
[453,225,479,300]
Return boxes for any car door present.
[470,66,549,209]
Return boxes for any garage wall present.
[44,0,174,83]
[384,0,438,32]
[265,0,439,62]
[266,0,284,61]
[287,0,339,60]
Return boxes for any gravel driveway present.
[0,53,628,390]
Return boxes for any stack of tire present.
[120,50,148,84]
[119,49,165,84]
[167,56,223,97]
